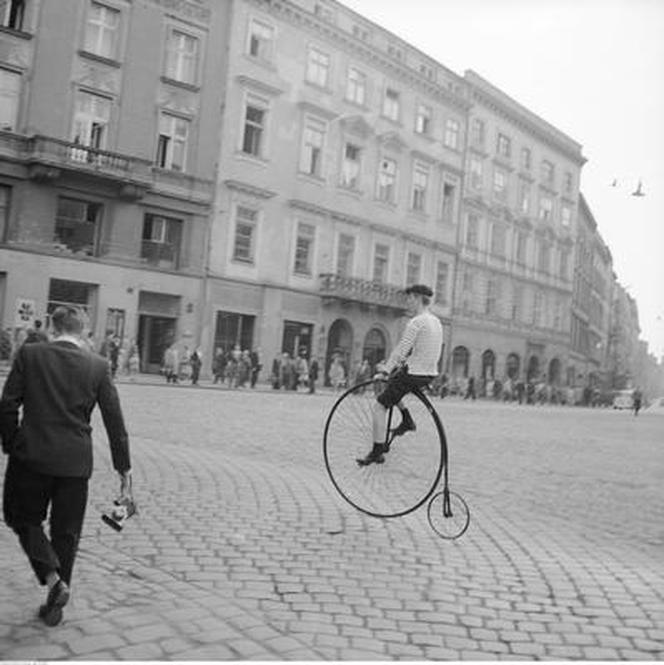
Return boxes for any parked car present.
[612,389,634,409]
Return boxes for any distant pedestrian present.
[163,343,179,383]
[0,306,131,627]
[212,349,226,384]
[633,388,643,416]
[250,348,262,388]
[190,349,202,385]
[308,357,319,394]
[329,356,346,392]
[464,376,476,400]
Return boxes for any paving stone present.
[67,633,126,655]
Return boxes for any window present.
[419,63,434,80]
[470,118,485,147]
[242,97,267,157]
[382,87,400,121]
[141,213,182,269]
[411,162,429,212]
[521,147,531,170]
[387,43,403,60]
[541,159,554,185]
[247,18,274,61]
[340,142,360,189]
[306,47,330,88]
[373,243,389,283]
[441,181,455,222]
[0,185,9,242]
[415,104,431,135]
[511,285,522,321]
[377,157,396,203]
[0,68,20,131]
[539,195,553,221]
[466,214,479,248]
[515,231,527,264]
[299,117,325,176]
[214,311,255,355]
[406,252,421,286]
[444,119,459,149]
[336,233,355,277]
[564,171,573,195]
[72,90,111,150]
[345,67,366,105]
[519,181,530,214]
[485,279,499,315]
[1,0,24,30]
[54,197,101,256]
[165,29,199,85]
[538,240,551,273]
[294,222,315,275]
[435,261,449,305]
[84,2,120,59]
[156,113,189,171]
[490,224,506,257]
[560,248,569,280]
[352,24,370,41]
[496,133,511,158]
[462,270,474,312]
[469,157,483,190]
[561,205,572,228]
[493,168,507,201]
[533,290,543,326]
[233,206,257,263]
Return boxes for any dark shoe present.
[356,443,386,466]
[38,580,70,627]
[38,604,63,626]
[390,415,416,438]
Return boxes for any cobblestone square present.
[1,381,663,660]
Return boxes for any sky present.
[342,0,664,359]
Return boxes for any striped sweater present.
[384,310,443,376]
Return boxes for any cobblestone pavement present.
[1,379,663,660]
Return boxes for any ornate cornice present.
[225,179,277,199]
[297,100,339,120]
[235,74,285,97]
[248,0,471,113]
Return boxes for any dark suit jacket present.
[0,340,131,478]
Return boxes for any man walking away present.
[0,306,131,627]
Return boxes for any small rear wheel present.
[427,489,470,540]
[323,380,446,518]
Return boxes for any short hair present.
[50,306,84,335]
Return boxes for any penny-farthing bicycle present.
[323,377,470,539]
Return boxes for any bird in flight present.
[632,180,645,197]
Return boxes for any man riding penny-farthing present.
[323,284,469,538]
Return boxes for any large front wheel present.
[323,380,446,518]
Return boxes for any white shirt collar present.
[53,334,83,348]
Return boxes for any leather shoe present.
[38,580,70,627]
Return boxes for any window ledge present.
[231,258,256,266]
[78,50,122,68]
[0,25,32,40]
[297,172,326,186]
[304,80,332,94]
[337,184,364,198]
[242,53,278,72]
[234,151,269,167]
[160,76,200,93]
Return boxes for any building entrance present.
[326,318,353,385]
[137,315,176,373]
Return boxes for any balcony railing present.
[140,239,179,269]
[319,273,409,311]
[26,135,153,185]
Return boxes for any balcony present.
[319,273,408,313]
[25,135,153,194]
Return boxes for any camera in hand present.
[102,495,137,532]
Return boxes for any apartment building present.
[607,283,641,390]
[449,70,586,392]
[200,0,469,378]
[0,0,224,371]
[569,193,613,390]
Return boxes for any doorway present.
[137,315,176,373]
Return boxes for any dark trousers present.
[3,456,88,586]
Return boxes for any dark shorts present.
[377,367,434,409]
